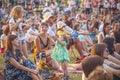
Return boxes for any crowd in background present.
[0,0,120,80]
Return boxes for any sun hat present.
[42,12,53,22]
[57,21,66,29]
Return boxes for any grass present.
[0,47,82,80]
[0,54,5,70]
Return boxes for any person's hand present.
[31,70,39,74]
[18,19,24,23]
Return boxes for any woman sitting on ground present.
[103,37,120,63]
[34,22,60,71]
[88,66,113,80]
[81,55,105,80]
[0,24,9,53]
[4,35,42,80]
[91,43,120,80]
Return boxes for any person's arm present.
[98,33,103,43]
[94,28,99,35]
[110,62,120,69]
[108,55,120,65]
[21,55,27,60]
[104,64,120,77]
[9,58,38,74]
[34,36,41,53]
[48,37,54,49]
[1,39,5,48]
[57,39,64,46]
[9,19,23,32]
[114,52,120,60]
[114,44,120,54]
[78,31,90,35]
[64,26,73,34]
[51,35,64,46]
[29,31,38,36]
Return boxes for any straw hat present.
[57,21,66,29]
[42,12,53,22]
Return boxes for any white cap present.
[57,21,66,29]
[42,12,53,22]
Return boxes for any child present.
[51,35,70,80]
[0,24,9,53]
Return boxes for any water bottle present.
[38,51,46,70]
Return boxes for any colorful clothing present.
[51,41,70,63]
[78,35,85,41]
[33,36,50,62]
[57,30,70,36]
[4,49,36,80]
[89,32,97,40]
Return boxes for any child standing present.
[51,35,70,80]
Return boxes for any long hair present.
[91,43,107,57]
[88,66,113,80]
[103,23,109,36]
[39,22,48,31]
[103,37,115,55]
[81,56,104,77]
[10,5,24,19]
[5,35,17,53]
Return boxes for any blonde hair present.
[88,66,113,80]
[11,5,24,19]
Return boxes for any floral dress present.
[51,41,70,63]
[4,49,36,80]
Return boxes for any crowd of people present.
[0,0,120,80]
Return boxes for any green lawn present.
[0,48,82,80]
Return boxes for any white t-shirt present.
[24,31,34,42]
[99,23,104,32]
[0,34,7,48]
[1,34,6,40]
[103,3,110,8]
[9,18,23,35]
[103,59,120,70]
[27,27,39,35]
[47,26,56,37]
[86,2,92,8]
[64,26,74,34]
[117,3,120,10]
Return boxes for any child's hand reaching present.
[57,35,64,46]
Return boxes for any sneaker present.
[75,56,86,63]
